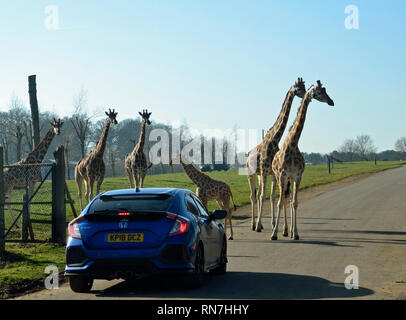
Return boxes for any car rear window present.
[87,194,173,214]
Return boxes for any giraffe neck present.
[264,88,296,144]
[93,119,111,157]
[283,92,312,148]
[23,129,56,164]
[181,160,207,186]
[134,120,146,153]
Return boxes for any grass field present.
[1,160,405,297]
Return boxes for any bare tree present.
[395,137,406,154]
[70,88,92,158]
[8,96,31,161]
[354,135,377,161]
[0,111,11,164]
[339,138,356,161]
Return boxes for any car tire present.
[185,244,205,289]
[211,238,227,275]
[69,275,93,293]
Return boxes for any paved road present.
[13,166,406,299]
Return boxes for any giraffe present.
[125,109,152,189]
[75,109,118,210]
[170,154,237,240]
[3,118,64,222]
[271,80,334,240]
[247,78,306,234]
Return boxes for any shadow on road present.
[93,272,373,299]
[311,229,406,236]
[232,238,360,247]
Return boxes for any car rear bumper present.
[65,257,194,279]
[65,238,196,279]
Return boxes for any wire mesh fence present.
[3,163,54,242]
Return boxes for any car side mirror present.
[210,209,227,220]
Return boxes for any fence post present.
[0,147,4,257]
[22,194,29,242]
[52,146,66,245]
[28,75,40,148]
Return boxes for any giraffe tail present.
[147,163,153,170]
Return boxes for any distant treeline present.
[302,150,405,165]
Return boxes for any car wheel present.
[186,244,205,289]
[212,238,227,275]
[69,275,93,293]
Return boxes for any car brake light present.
[167,214,189,236]
[118,212,131,216]
[68,216,85,239]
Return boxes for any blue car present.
[65,188,228,293]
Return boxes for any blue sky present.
[0,0,405,153]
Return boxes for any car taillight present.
[167,214,190,236]
[68,216,85,239]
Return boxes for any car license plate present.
[107,233,144,242]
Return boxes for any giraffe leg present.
[256,175,263,230]
[133,168,140,189]
[223,198,233,240]
[270,175,277,230]
[216,199,232,240]
[88,178,95,204]
[271,177,287,241]
[140,171,146,188]
[75,171,84,211]
[96,176,104,195]
[282,179,289,237]
[256,174,267,232]
[126,167,135,188]
[290,193,294,238]
[84,177,91,205]
[283,201,288,237]
[248,174,257,231]
[290,178,300,240]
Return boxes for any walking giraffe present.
[271,80,334,240]
[170,154,237,240]
[246,78,306,233]
[125,109,152,189]
[75,109,118,210]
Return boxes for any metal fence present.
[0,146,66,254]
[3,163,54,242]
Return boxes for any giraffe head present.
[292,77,306,98]
[139,109,152,125]
[309,80,334,106]
[50,118,64,135]
[105,108,118,125]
